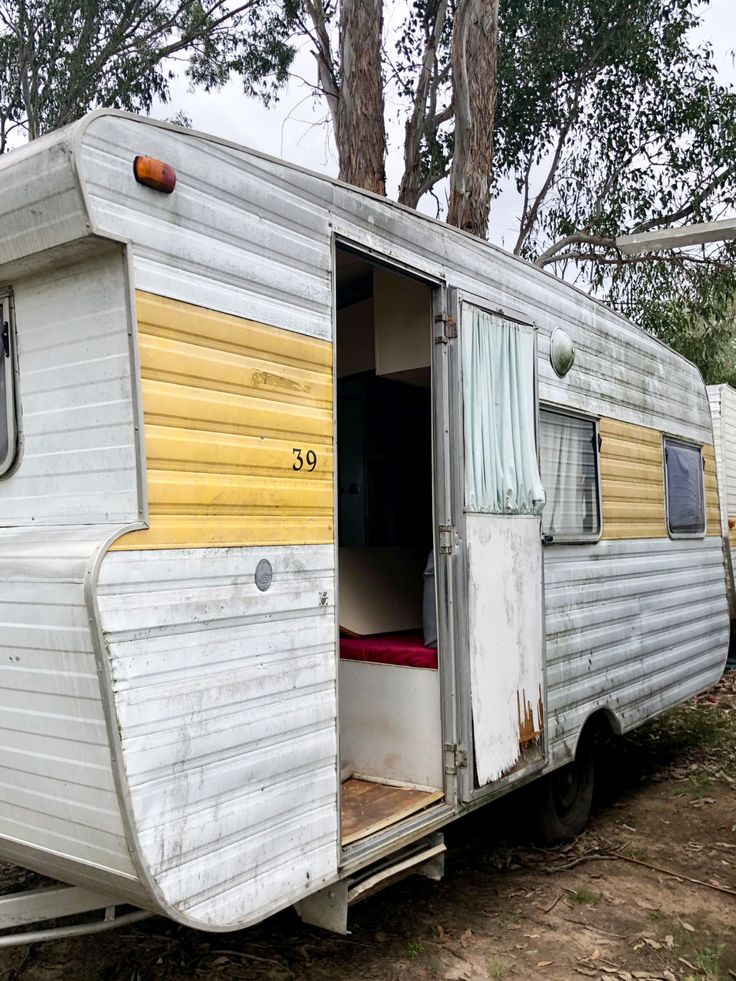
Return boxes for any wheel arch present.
[572,706,622,760]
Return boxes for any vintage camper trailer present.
[0,110,730,938]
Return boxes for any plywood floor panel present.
[341,777,443,846]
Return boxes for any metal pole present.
[0,909,152,948]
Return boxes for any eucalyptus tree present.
[299,0,500,233]
[495,0,736,313]
[297,0,736,375]
[2,0,735,377]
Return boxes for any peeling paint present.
[516,685,544,747]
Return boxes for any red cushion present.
[339,631,438,669]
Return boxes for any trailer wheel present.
[533,736,595,845]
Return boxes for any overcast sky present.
[155,0,736,247]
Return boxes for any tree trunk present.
[336,0,386,195]
[447,0,498,237]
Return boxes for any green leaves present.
[0,0,297,144]
[639,258,736,386]
[487,0,736,379]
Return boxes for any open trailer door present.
[447,291,548,802]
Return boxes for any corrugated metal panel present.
[112,291,333,550]
[720,385,736,517]
[0,127,88,266]
[0,249,140,525]
[0,525,140,895]
[702,444,721,535]
[708,384,736,553]
[77,113,713,447]
[544,537,729,766]
[707,385,725,531]
[96,544,338,929]
[711,384,736,549]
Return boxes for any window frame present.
[0,289,17,479]
[538,403,603,545]
[663,435,706,540]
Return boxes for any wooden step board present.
[341,777,443,846]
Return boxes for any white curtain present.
[462,306,546,515]
[540,411,594,536]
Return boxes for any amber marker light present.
[133,156,177,193]
[728,517,736,531]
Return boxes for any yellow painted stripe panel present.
[112,293,334,550]
[135,292,332,370]
[702,444,721,535]
[599,417,666,540]
[148,471,332,512]
[138,334,332,407]
[142,380,333,440]
[124,516,333,549]
[143,425,334,478]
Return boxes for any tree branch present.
[398,0,449,208]
[538,249,731,270]
[534,232,615,266]
[512,90,580,255]
[628,167,735,236]
[301,0,339,133]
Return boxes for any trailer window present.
[0,292,16,477]
[664,438,705,536]
[539,409,600,541]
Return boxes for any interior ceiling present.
[336,249,373,309]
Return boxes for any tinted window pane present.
[540,410,600,538]
[665,439,704,535]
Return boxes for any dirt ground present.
[0,671,734,981]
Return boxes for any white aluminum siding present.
[0,525,141,896]
[0,248,140,525]
[545,537,729,766]
[96,544,338,930]
[0,128,87,267]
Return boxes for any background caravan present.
[707,381,736,660]
[0,110,729,937]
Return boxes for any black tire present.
[533,735,595,845]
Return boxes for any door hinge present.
[438,523,455,554]
[434,313,457,343]
[444,743,467,775]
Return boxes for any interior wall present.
[373,266,431,382]
[337,298,374,378]
[339,660,443,788]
